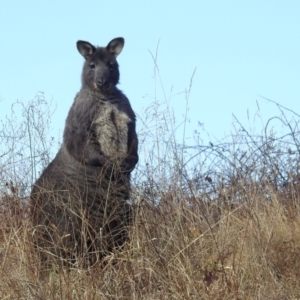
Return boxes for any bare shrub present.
[0,92,56,197]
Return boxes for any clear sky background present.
[1,1,300,151]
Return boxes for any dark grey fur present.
[30,38,138,266]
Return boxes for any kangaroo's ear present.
[106,37,124,57]
[77,41,96,59]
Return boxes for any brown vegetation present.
[1,175,300,299]
[1,74,300,298]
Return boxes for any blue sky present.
[1,0,300,149]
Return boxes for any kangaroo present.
[30,37,138,267]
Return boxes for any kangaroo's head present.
[77,38,124,93]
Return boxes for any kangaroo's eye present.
[89,63,95,69]
[108,63,114,71]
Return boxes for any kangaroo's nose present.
[96,78,109,90]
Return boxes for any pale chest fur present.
[93,102,132,158]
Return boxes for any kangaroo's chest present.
[93,102,131,157]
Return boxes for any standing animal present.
[30,37,138,267]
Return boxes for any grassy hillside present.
[0,93,300,299]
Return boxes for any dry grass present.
[1,71,300,298]
[1,183,300,299]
